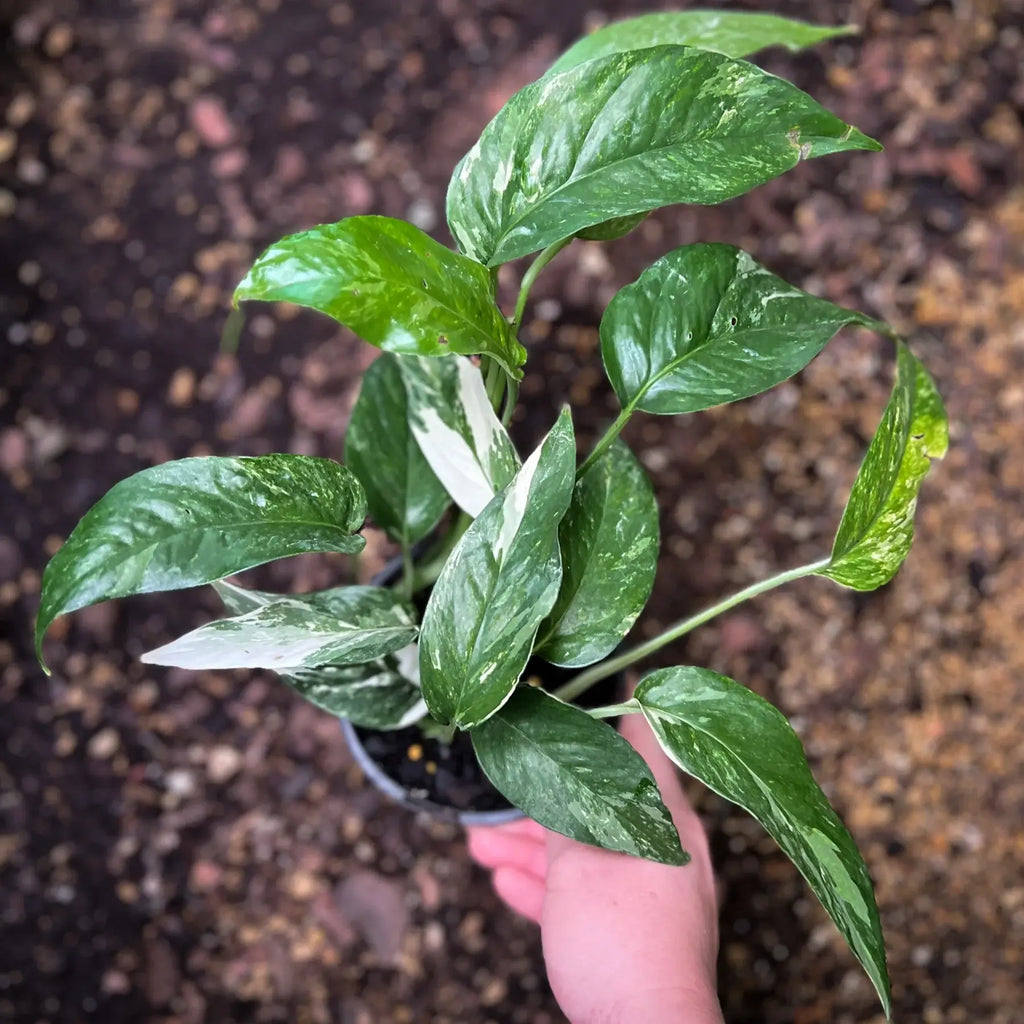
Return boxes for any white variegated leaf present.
[284,644,427,729]
[419,409,576,728]
[399,356,519,516]
[143,586,416,670]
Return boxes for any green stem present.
[501,378,519,427]
[512,237,573,328]
[483,357,504,410]
[411,512,472,592]
[576,404,635,479]
[554,557,831,703]
[400,541,415,601]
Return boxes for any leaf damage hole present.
[730,316,738,326]
[438,334,449,346]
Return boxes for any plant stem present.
[501,378,519,427]
[410,511,471,591]
[576,403,635,479]
[483,356,504,410]
[400,541,415,600]
[512,237,573,328]
[554,557,831,703]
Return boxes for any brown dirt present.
[2,1,1022,1022]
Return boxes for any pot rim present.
[340,718,526,827]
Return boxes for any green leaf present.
[818,343,948,590]
[419,409,576,728]
[601,243,885,414]
[399,355,520,517]
[537,440,658,667]
[345,353,450,544]
[635,667,890,1016]
[576,212,647,242]
[35,456,367,669]
[235,215,525,376]
[284,647,425,730]
[447,46,880,267]
[142,585,416,670]
[548,12,856,75]
[472,686,684,864]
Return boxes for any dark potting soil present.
[353,665,624,814]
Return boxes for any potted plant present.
[34,10,947,1016]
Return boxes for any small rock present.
[206,744,242,783]
[165,768,196,797]
[274,144,306,185]
[43,23,74,58]
[212,146,248,178]
[0,428,28,474]
[167,367,196,406]
[87,727,120,760]
[101,968,131,995]
[334,870,408,963]
[189,859,222,891]
[190,96,235,148]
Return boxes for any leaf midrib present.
[491,121,849,261]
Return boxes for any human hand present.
[467,707,724,1023]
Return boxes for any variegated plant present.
[35,12,948,1015]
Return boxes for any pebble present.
[206,744,242,783]
[165,768,196,797]
[87,727,120,760]
[190,96,235,147]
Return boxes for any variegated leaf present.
[547,11,855,75]
[447,46,880,266]
[345,353,450,544]
[537,439,658,667]
[636,667,890,1015]
[818,342,948,590]
[142,586,416,670]
[419,409,576,728]
[284,645,426,730]
[399,355,520,517]
[601,243,885,414]
[36,455,367,670]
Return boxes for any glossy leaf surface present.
[284,646,425,730]
[819,343,947,590]
[419,410,576,728]
[576,213,647,242]
[602,243,884,414]
[142,585,416,670]
[636,667,890,1015]
[472,686,684,864]
[548,11,855,75]
[36,456,366,667]
[447,46,880,266]
[399,355,520,517]
[216,580,426,727]
[537,440,658,667]
[345,353,450,544]
[235,216,524,375]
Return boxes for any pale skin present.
[467,707,725,1024]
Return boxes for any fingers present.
[492,866,544,923]
[467,819,547,923]
[467,822,547,881]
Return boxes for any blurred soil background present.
[2,0,1023,1021]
